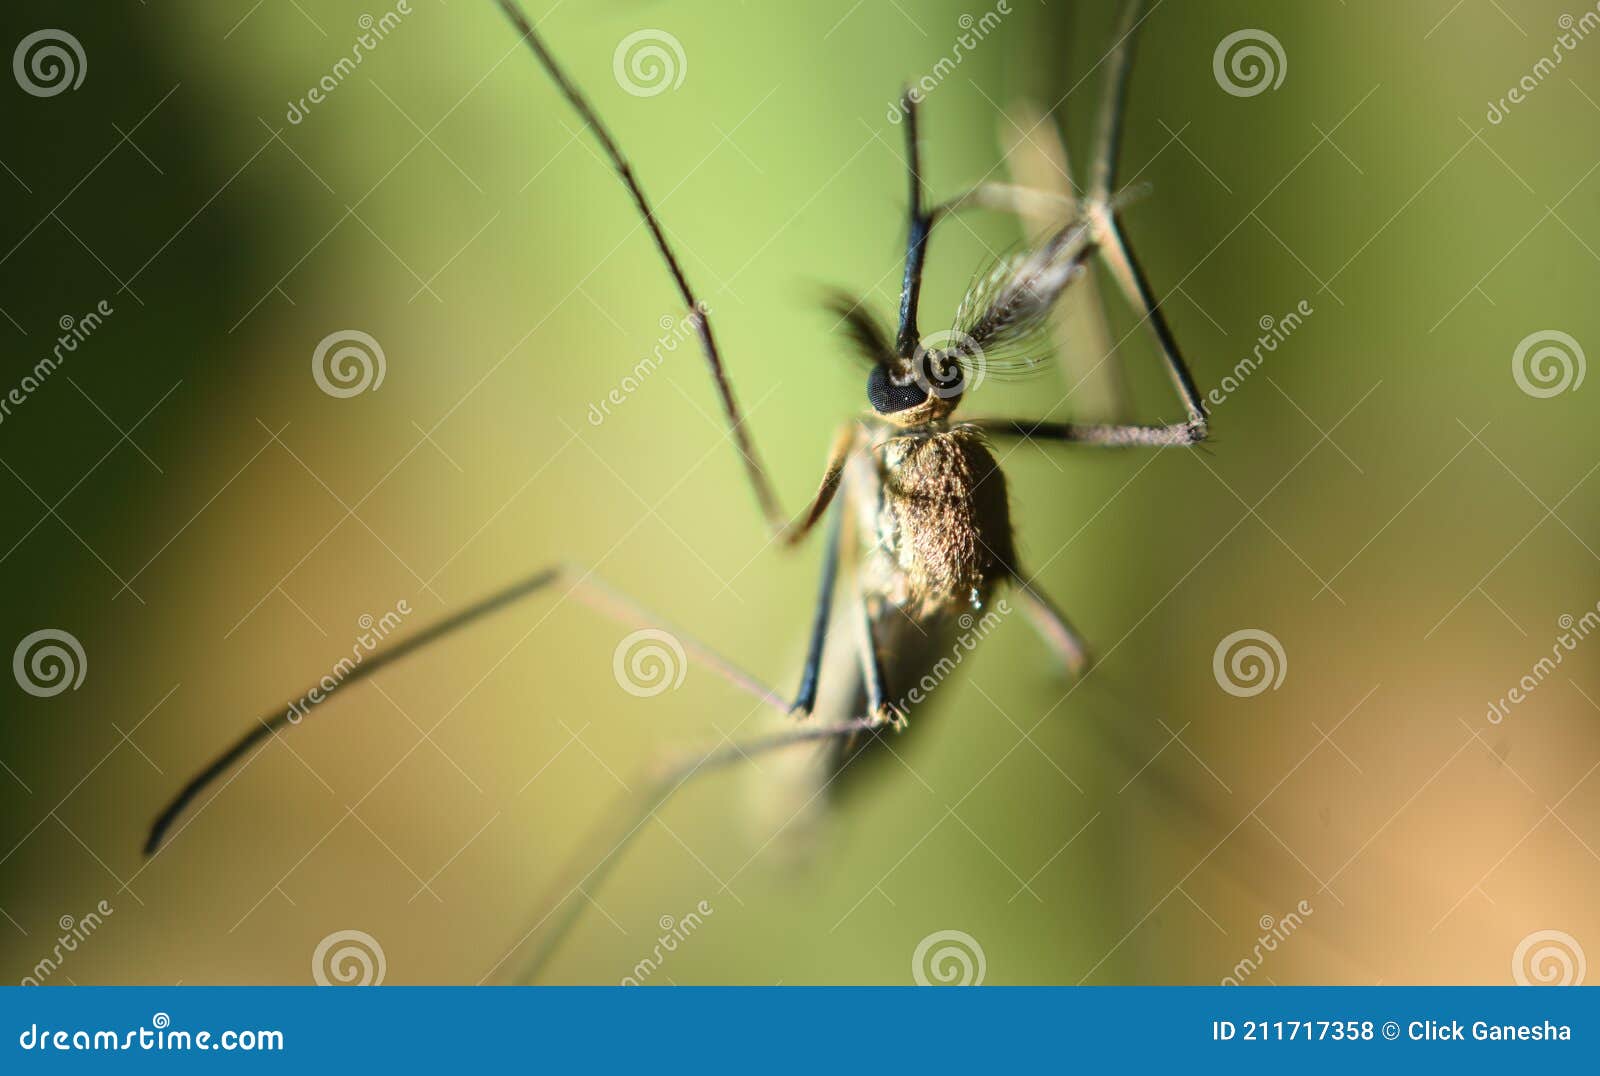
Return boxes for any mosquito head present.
[867,350,964,425]
[823,292,965,426]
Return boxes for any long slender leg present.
[973,416,1200,447]
[999,99,1133,422]
[1088,0,1147,206]
[967,0,1207,448]
[1085,0,1209,430]
[779,423,858,547]
[491,0,786,533]
[894,93,934,357]
[855,592,904,729]
[506,716,882,983]
[932,183,1078,228]
[790,502,844,716]
[1010,574,1090,676]
[145,564,793,855]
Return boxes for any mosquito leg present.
[507,716,882,983]
[491,0,787,533]
[790,503,845,716]
[854,592,905,730]
[1085,0,1210,431]
[894,93,934,356]
[998,99,1134,421]
[932,182,1078,225]
[972,416,1200,447]
[1088,0,1148,206]
[779,423,858,547]
[1010,574,1090,677]
[144,563,794,855]
[146,564,561,855]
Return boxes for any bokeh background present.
[2,0,1598,986]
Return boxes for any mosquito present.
[145,0,1209,981]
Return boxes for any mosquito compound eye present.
[867,364,930,414]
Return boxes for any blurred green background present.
[2,0,1598,985]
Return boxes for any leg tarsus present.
[1011,574,1092,678]
[507,716,878,983]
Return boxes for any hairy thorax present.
[858,422,1017,620]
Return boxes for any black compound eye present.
[867,365,928,414]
